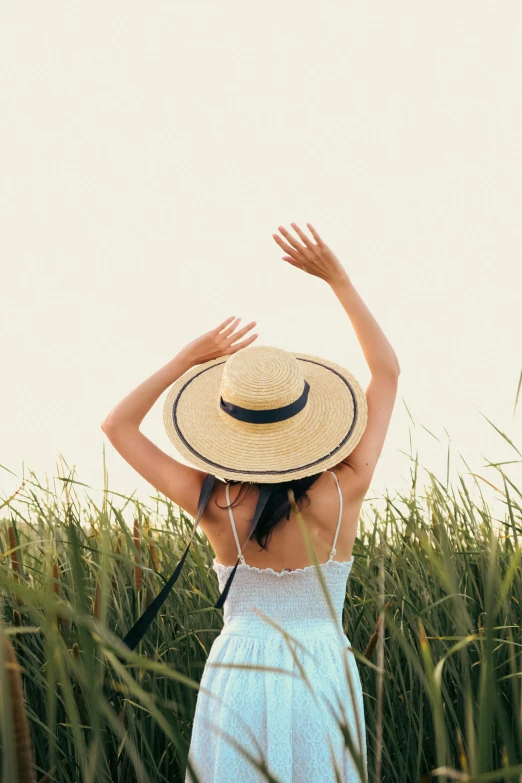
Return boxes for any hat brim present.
[163,351,368,483]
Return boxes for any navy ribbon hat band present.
[220,380,310,424]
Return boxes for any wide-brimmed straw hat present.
[163,345,368,483]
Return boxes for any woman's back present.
[201,465,365,573]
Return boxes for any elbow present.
[101,416,138,434]
[390,358,401,377]
[101,418,115,433]
[373,365,400,381]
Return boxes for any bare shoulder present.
[331,370,400,497]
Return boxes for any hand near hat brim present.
[178,316,259,367]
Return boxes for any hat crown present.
[220,346,305,411]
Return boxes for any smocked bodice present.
[212,557,354,639]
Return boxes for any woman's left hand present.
[178,316,259,366]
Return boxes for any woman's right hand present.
[272,223,349,286]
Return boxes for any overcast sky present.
[1,1,520,528]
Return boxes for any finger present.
[228,320,257,341]
[290,222,317,252]
[221,317,243,339]
[282,256,302,267]
[215,316,236,333]
[277,225,308,254]
[272,233,302,261]
[230,333,259,352]
[306,223,324,245]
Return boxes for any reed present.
[0,418,520,782]
[0,625,37,783]
[133,518,142,592]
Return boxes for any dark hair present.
[215,473,323,551]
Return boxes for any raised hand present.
[272,223,348,286]
[179,316,258,366]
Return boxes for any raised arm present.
[273,222,400,497]
[329,274,400,495]
[330,275,400,379]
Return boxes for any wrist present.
[328,272,352,290]
[168,351,194,376]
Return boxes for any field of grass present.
[0,435,521,783]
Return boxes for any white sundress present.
[185,469,368,783]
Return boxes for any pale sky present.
[1,2,521,528]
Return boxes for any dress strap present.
[225,483,247,564]
[326,470,343,560]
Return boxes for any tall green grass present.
[0,423,521,783]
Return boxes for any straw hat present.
[163,345,368,483]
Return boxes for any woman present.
[101,222,400,782]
